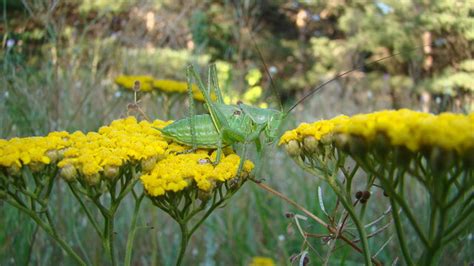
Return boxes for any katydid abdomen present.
[159,114,226,149]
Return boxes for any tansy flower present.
[281,110,473,155]
[249,257,276,266]
[115,75,216,102]
[140,152,254,197]
[115,75,154,91]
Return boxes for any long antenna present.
[231,0,283,111]
[287,46,430,113]
[249,31,283,111]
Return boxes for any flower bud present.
[141,156,157,172]
[362,190,371,200]
[303,136,318,153]
[320,134,333,145]
[84,173,101,186]
[46,149,59,163]
[133,80,141,92]
[60,164,78,182]
[57,149,66,160]
[303,256,310,266]
[198,189,212,203]
[104,165,119,180]
[285,140,301,157]
[228,177,242,191]
[239,170,250,180]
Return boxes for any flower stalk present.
[280,109,473,265]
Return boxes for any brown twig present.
[254,181,383,266]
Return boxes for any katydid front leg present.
[241,124,265,179]
[215,125,246,166]
[231,123,265,176]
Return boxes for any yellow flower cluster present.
[248,257,276,266]
[141,152,254,197]
[115,75,211,102]
[279,115,349,145]
[153,79,208,101]
[114,75,154,92]
[280,109,474,155]
[1,116,254,192]
[0,132,69,173]
[57,117,170,183]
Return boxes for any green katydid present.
[158,48,427,176]
[158,64,270,172]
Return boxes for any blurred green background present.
[1,0,472,265]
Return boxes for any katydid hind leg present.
[186,66,198,152]
[210,64,225,103]
[189,65,229,131]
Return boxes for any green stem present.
[298,159,373,266]
[421,207,446,266]
[189,197,226,236]
[108,210,118,266]
[67,183,102,237]
[103,213,117,266]
[330,183,372,266]
[25,224,39,265]
[442,206,474,245]
[428,199,437,241]
[361,159,431,247]
[176,221,189,266]
[5,198,86,265]
[389,196,414,266]
[116,177,139,203]
[124,193,145,266]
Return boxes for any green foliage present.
[425,59,474,94]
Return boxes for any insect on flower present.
[157,42,431,178]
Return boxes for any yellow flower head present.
[1,115,255,193]
[279,115,349,145]
[153,79,217,102]
[281,110,474,155]
[140,152,254,197]
[0,134,70,170]
[115,75,154,92]
[115,74,219,102]
[249,257,276,266]
[57,117,169,182]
